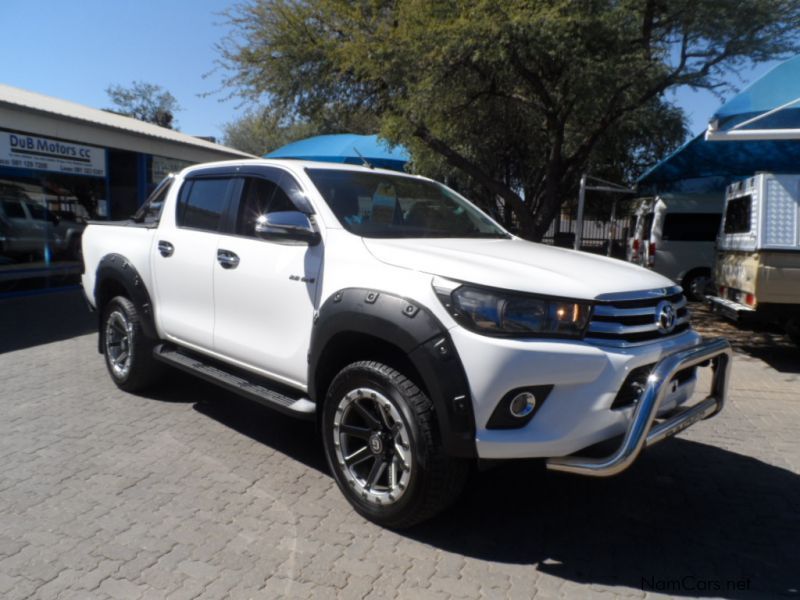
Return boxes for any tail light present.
[632,239,640,253]
[647,242,656,267]
[745,293,756,307]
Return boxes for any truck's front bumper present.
[546,337,731,476]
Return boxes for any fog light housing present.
[509,392,537,418]
[486,385,553,429]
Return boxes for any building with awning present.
[1,84,253,292]
[638,56,800,194]
[1,84,253,220]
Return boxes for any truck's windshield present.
[306,169,509,239]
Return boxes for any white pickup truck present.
[81,159,732,528]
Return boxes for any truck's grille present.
[585,286,690,347]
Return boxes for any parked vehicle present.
[0,184,85,259]
[626,198,653,265]
[628,194,723,300]
[81,160,731,527]
[707,173,800,346]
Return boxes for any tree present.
[105,81,181,129]
[218,0,800,240]
[222,104,379,155]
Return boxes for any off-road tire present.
[322,361,469,529]
[101,296,164,392]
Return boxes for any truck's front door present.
[212,169,322,389]
[152,175,235,350]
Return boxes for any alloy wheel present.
[332,387,413,506]
[105,310,133,379]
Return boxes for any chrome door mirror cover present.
[254,211,320,244]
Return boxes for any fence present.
[540,212,634,259]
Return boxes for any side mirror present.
[254,211,320,244]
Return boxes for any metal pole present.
[607,198,617,257]
[575,174,587,250]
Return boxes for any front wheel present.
[102,296,163,392]
[322,361,468,529]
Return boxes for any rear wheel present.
[683,270,712,302]
[322,361,468,529]
[102,296,163,392]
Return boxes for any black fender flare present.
[308,288,476,457]
[94,253,158,352]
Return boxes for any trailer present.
[707,172,800,344]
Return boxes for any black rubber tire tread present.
[322,360,469,529]
[682,270,711,302]
[102,296,164,393]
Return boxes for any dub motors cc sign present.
[0,131,106,177]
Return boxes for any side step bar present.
[153,344,316,420]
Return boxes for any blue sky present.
[0,1,786,145]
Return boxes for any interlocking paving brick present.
[1,295,798,598]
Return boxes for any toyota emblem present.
[655,300,676,334]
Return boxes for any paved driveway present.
[1,291,798,599]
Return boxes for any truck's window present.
[178,178,230,232]
[236,176,296,236]
[306,169,508,239]
[724,195,752,234]
[133,175,172,225]
[1,200,25,219]
[27,202,47,221]
[662,213,721,241]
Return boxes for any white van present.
[630,194,724,300]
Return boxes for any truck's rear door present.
[152,175,235,350]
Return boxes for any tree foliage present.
[105,81,181,130]
[218,0,800,239]
[222,105,378,155]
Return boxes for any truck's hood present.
[363,237,674,299]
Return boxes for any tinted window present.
[662,213,721,241]
[724,195,752,234]
[1,200,25,219]
[178,178,230,231]
[236,177,296,236]
[26,202,47,220]
[306,169,507,239]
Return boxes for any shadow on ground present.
[148,376,799,599]
[407,441,800,598]
[691,302,800,374]
[0,288,95,353]
[142,373,326,473]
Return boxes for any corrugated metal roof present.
[0,83,253,158]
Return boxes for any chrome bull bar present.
[546,337,732,477]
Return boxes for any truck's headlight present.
[436,283,591,338]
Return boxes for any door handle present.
[158,240,174,257]
[217,249,240,269]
